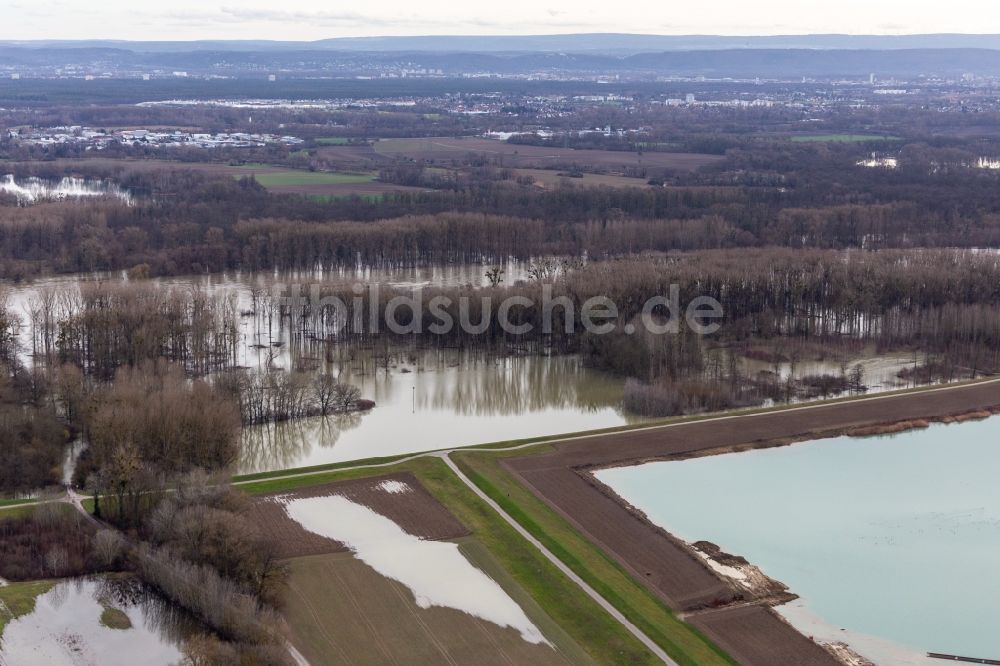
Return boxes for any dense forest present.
[4,146,1000,279]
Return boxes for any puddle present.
[376,480,411,494]
[282,494,550,645]
[0,577,201,665]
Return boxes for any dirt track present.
[505,380,1000,665]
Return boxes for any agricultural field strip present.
[438,453,677,665]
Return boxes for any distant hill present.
[3,35,1000,80]
[2,47,999,78]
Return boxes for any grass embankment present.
[0,580,56,636]
[452,449,736,666]
[241,456,723,664]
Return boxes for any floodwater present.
[1,267,947,475]
[857,154,898,168]
[280,491,550,645]
[0,576,202,665]
[239,351,632,473]
[2,266,635,475]
[595,417,1000,664]
[0,175,133,205]
[3,262,534,368]
[856,156,1000,171]
[738,351,920,394]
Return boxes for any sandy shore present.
[776,600,940,666]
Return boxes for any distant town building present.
[10,125,303,149]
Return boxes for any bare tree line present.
[216,369,363,425]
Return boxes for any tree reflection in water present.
[237,346,635,474]
[240,413,362,473]
[0,575,205,665]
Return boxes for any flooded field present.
[856,154,898,168]
[596,417,1000,664]
[283,492,549,645]
[738,351,920,394]
[0,175,134,205]
[857,155,1000,171]
[261,474,583,664]
[2,266,950,475]
[0,576,201,665]
[3,266,636,474]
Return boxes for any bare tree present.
[93,529,126,568]
[312,373,338,415]
[45,546,70,577]
[331,383,362,411]
[485,266,505,287]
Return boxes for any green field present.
[305,193,391,203]
[229,165,376,187]
[315,137,351,145]
[0,498,36,508]
[790,134,901,143]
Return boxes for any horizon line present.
[4,31,1000,44]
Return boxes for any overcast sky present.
[2,0,999,41]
